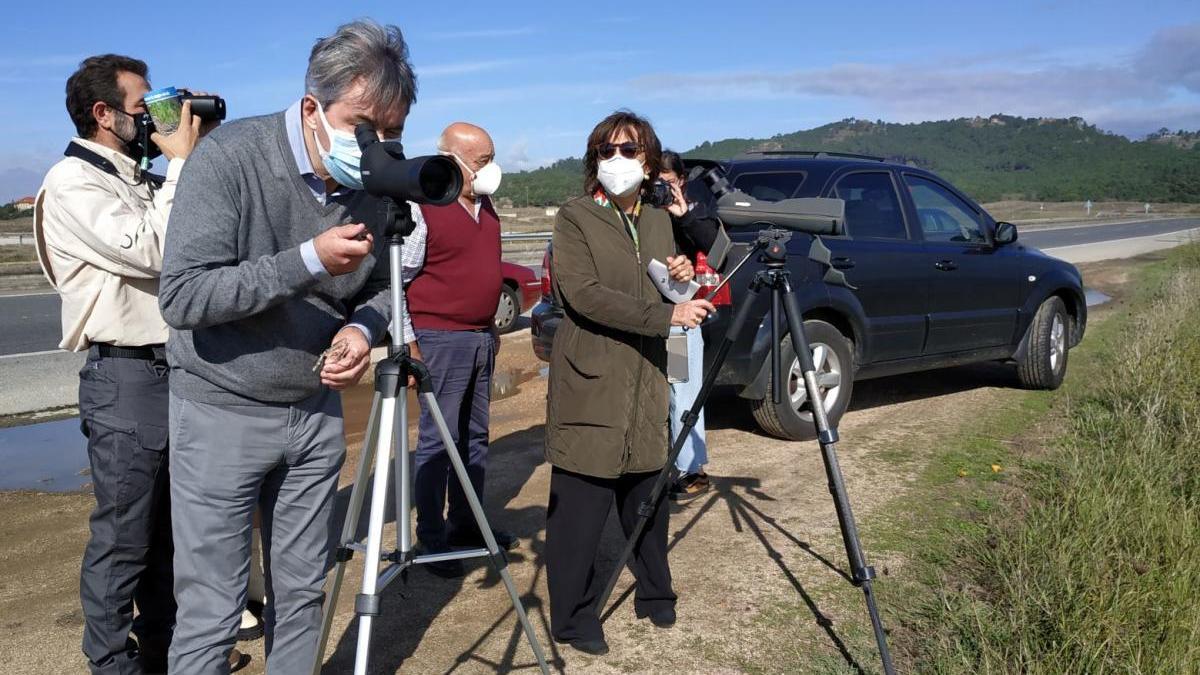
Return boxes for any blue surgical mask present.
[313,101,364,190]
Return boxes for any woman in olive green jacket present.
[544,111,714,656]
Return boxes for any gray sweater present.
[160,112,390,404]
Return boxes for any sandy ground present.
[0,256,1144,674]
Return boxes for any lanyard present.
[596,192,642,253]
[614,204,640,253]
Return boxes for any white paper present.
[648,258,701,304]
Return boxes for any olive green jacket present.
[545,196,676,478]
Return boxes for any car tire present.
[494,284,520,334]
[1017,296,1069,390]
[751,320,854,441]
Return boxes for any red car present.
[495,261,541,334]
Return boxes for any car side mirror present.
[994,221,1018,246]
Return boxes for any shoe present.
[447,527,519,551]
[669,472,710,502]
[236,601,264,642]
[554,636,609,656]
[417,541,466,579]
[648,607,676,628]
[229,647,250,672]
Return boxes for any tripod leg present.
[394,382,412,559]
[778,282,895,675]
[597,281,768,615]
[351,393,401,675]
[419,391,551,675]
[312,394,383,675]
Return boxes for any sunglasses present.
[597,142,642,160]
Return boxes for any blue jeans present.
[669,326,707,474]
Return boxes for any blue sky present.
[2,0,1198,200]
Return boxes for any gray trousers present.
[78,348,175,674]
[167,388,345,675]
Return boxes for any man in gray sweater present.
[159,20,420,673]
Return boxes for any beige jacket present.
[34,138,184,351]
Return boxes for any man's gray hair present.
[306,19,418,111]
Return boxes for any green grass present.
[885,245,1200,674]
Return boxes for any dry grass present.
[982,200,1200,224]
[0,216,33,234]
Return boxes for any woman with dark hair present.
[660,149,723,500]
[544,111,715,656]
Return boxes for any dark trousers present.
[414,328,496,546]
[545,467,676,642]
[78,348,175,674]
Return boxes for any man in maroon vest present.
[406,122,515,577]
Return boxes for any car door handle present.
[934,260,958,271]
[831,256,855,270]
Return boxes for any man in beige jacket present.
[33,54,213,675]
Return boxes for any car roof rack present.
[738,150,885,162]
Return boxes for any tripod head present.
[755,229,791,269]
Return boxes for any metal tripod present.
[595,230,895,675]
[312,198,550,675]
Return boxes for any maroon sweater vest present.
[407,198,503,331]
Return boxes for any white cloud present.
[628,22,1200,136]
[427,26,537,40]
[419,59,527,77]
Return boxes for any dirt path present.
[0,257,1142,674]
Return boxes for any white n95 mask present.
[597,155,645,197]
[448,152,503,196]
[470,161,503,196]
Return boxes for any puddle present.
[0,417,90,492]
[1084,288,1113,307]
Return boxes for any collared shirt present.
[284,100,352,207]
[35,137,185,350]
[283,100,384,343]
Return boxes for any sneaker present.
[669,472,710,502]
[236,601,264,642]
[229,647,250,672]
[447,527,519,551]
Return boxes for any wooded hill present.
[497,115,1200,206]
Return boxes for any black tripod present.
[595,229,895,675]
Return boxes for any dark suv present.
[531,151,1086,440]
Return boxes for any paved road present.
[1,217,1196,358]
[0,291,60,356]
[1020,217,1198,250]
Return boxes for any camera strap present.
[64,141,164,189]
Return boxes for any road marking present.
[0,290,57,298]
[0,349,67,360]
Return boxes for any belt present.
[94,343,166,360]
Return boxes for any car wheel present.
[1017,296,1069,390]
[751,319,854,440]
[494,284,520,334]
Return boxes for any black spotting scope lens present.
[355,123,462,206]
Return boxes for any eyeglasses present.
[597,142,641,160]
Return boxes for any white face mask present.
[448,152,503,196]
[471,161,502,196]
[597,155,645,197]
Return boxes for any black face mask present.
[110,106,162,165]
